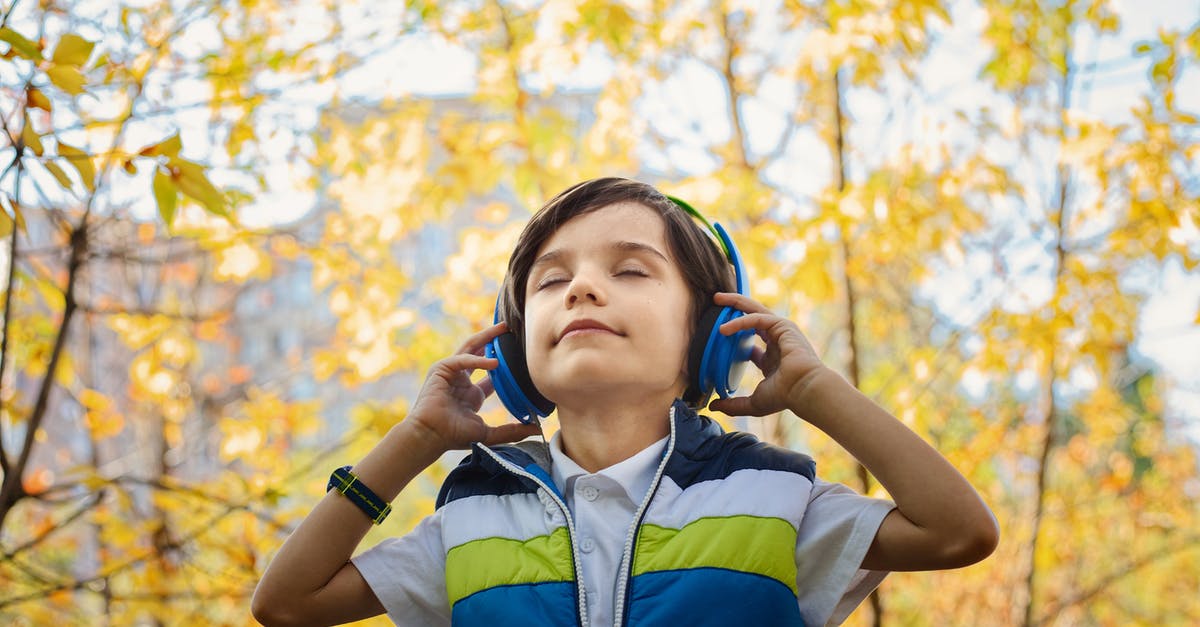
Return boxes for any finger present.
[749,345,766,369]
[718,312,787,337]
[457,321,509,355]
[437,353,499,375]
[483,421,543,445]
[713,292,773,315]
[475,375,495,398]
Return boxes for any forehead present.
[537,201,668,255]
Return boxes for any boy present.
[253,178,999,626]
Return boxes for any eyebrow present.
[531,241,671,270]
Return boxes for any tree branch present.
[1,491,103,561]
[1034,535,1200,624]
[0,219,86,531]
[0,165,18,476]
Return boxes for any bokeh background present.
[1,0,1198,624]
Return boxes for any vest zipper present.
[612,404,678,627]
[475,444,589,627]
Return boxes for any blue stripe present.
[451,581,578,627]
[625,567,804,626]
[523,462,563,500]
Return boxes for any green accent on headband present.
[666,195,732,260]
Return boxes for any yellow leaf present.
[0,26,42,61]
[58,141,95,191]
[42,159,72,189]
[47,63,86,95]
[51,33,95,67]
[84,405,124,440]
[0,208,11,238]
[26,86,51,112]
[107,313,172,349]
[34,277,65,312]
[140,133,183,158]
[21,113,43,156]
[81,472,107,491]
[153,168,178,227]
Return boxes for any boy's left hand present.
[706,292,827,417]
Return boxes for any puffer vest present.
[435,400,817,626]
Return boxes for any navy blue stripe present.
[436,444,542,508]
[664,401,815,490]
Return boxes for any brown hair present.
[499,177,735,347]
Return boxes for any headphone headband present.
[665,195,733,261]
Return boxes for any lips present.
[557,319,621,343]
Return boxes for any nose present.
[564,268,607,307]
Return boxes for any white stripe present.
[642,468,814,530]
[440,490,566,549]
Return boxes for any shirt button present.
[581,485,600,501]
[580,537,596,553]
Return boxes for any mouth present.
[557,319,621,343]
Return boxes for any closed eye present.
[617,268,649,278]
[536,277,568,290]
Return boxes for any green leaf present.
[153,168,178,228]
[58,142,95,191]
[51,33,95,67]
[170,159,226,216]
[140,133,183,157]
[47,64,86,95]
[0,27,42,61]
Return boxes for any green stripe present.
[445,527,575,605]
[633,516,798,594]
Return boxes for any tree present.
[2,1,1197,624]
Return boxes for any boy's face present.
[522,202,693,407]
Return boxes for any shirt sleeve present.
[351,511,451,627]
[794,478,896,627]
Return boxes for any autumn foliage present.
[1,1,1198,625]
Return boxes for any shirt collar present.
[548,430,669,505]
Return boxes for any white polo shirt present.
[547,431,669,627]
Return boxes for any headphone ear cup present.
[683,305,755,410]
[487,331,554,423]
[683,305,724,408]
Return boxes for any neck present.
[554,390,676,472]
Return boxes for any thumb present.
[708,395,763,417]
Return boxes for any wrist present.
[786,366,846,423]
[390,415,450,464]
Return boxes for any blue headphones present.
[486,196,755,423]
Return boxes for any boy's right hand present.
[404,322,542,454]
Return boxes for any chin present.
[536,362,682,404]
